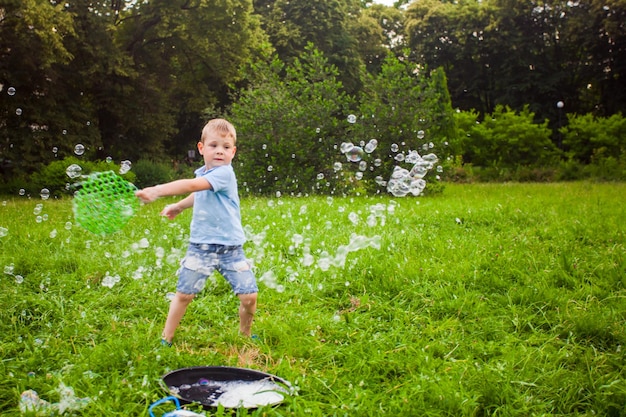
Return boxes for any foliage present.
[132,159,177,189]
[1,184,625,415]
[404,0,626,121]
[2,0,626,190]
[227,45,356,196]
[0,0,268,179]
[254,0,365,94]
[351,53,455,194]
[28,157,137,198]
[561,113,626,164]
[456,105,561,169]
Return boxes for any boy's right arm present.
[136,177,211,203]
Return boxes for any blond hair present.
[201,118,237,144]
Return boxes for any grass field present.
[1,182,625,416]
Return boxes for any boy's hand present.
[161,204,182,220]
[135,186,160,203]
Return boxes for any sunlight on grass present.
[1,182,625,415]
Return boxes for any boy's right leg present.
[162,291,195,343]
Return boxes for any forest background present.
[0,0,625,197]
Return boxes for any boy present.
[136,118,258,346]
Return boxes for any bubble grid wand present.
[72,171,139,235]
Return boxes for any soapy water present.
[169,377,288,408]
[20,383,90,414]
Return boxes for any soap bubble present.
[409,164,429,179]
[7,87,16,96]
[422,153,439,164]
[345,146,364,163]
[390,143,399,152]
[340,142,354,154]
[101,273,121,288]
[16,108,22,116]
[364,139,378,153]
[417,130,425,139]
[405,150,421,164]
[74,144,85,156]
[66,164,82,179]
[40,189,50,200]
[19,189,26,196]
[347,114,357,124]
[333,162,342,171]
[119,160,132,174]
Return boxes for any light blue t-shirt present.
[189,164,246,246]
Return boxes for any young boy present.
[135,118,258,346]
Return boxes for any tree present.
[404,0,626,126]
[255,0,365,94]
[0,0,76,178]
[356,4,407,74]
[227,45,355,195]
[353,52,456,192]
[110,0,269,160]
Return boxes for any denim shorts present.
[176,243,258,295]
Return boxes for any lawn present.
[1,182,625,416]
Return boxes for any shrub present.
[28,157,137,198]
[562,113,626,164]
[132,159,177,188]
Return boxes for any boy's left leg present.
[237,293,257,337]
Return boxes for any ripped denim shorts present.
[176,243,258,295]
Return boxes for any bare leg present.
[237,293,257,337]
[162,291,195,343]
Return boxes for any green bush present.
[131,159,177,189]
[562,113,626,164]
[457,105,561,169]
[0,175,31,197]
[228,45,355,196]
[28,157,137,198]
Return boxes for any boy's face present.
[197,130,237,169]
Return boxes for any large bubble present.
[119,160,132,175]
[364,139,378,153]
[345,146,364,163]
[66,164,82,179]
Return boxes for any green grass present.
[1,182,625,416]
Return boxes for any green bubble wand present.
[72,171,139,235]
